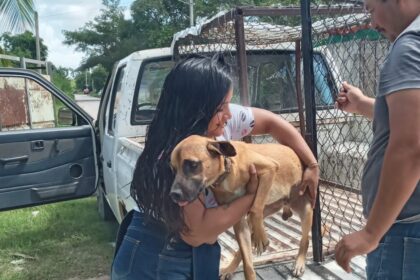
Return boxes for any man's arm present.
[335,89,420,272]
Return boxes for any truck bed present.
[221,184,366,279]
[232,255,366,279]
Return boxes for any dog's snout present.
[169,188,183,203]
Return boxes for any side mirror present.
[57,107,75,126]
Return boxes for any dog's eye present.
[183,160,202,175]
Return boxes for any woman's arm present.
[250,107,319,207]
[181,165,258,247]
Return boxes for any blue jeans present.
[366,221,420,280]
[111,211,220,280]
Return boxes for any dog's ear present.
[207,141,237,157]
[170,144,180,170]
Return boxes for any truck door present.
[96,57,174,221]
[0,69,98,211]
[97,64,126,219]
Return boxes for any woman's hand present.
[181,164,259,247]
[245,164,259,196]
[299,164,320,208]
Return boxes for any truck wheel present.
[97,187,115,221]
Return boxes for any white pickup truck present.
[0,44,368,276]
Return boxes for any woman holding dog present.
[111,54,319,279]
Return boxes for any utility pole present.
[189,0,194,27]
[35,11,41,73]
[177,0,194,27]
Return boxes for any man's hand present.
[299,165,320,208]
[335,228,380,273]
[335,81,365,114]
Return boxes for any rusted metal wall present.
[0,77,55,131]
[0,77,29,129]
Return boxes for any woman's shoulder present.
[228,103,253,120]
[225,103,255,140]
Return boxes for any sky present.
[35,0,134,69]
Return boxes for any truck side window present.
[0,76,78,132]
[133,60,174,125]
[314,54,335,106]
[108,66,126,134]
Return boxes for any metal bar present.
[0,54,46,66]
[320,179,362,195]
[295,40,306,137]
[24,78,33,129]
[20,57,26,69]
[301,0,323,263]
[241,5,364,16]
[234,8,250,107]
[24,58,46,65]
[200,9,237,35]
[35,11,41,74]
[0,54,21,62]
[173,41,180,60]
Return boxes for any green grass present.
[0,197,119,280]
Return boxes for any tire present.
[97,186,115,221]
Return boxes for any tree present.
[130,0,189,49]
[63,0,139,71]
[90,65,108,93]
[73,65,108,94]
[0,31,47,60]
[0,0,35,34]
[63,0,306,71]
[51,66,75,98]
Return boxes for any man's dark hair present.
[131,53,232,234]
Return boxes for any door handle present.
[0,155,29,165]
[107,161,112,168]
[31,140,44,151]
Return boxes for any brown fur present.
[170,135,313,279]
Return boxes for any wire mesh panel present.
[172,3,388,264]
[309,1,389,255]
[174,8,305,145]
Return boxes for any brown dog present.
[170,135,313,279]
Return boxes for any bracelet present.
[306,162,319,169]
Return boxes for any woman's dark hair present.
[131,53,232,234]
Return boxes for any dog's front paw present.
[252,233,269,255]
[292,258,306,277]
[249,215,269,255]
[219,271,233,280]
